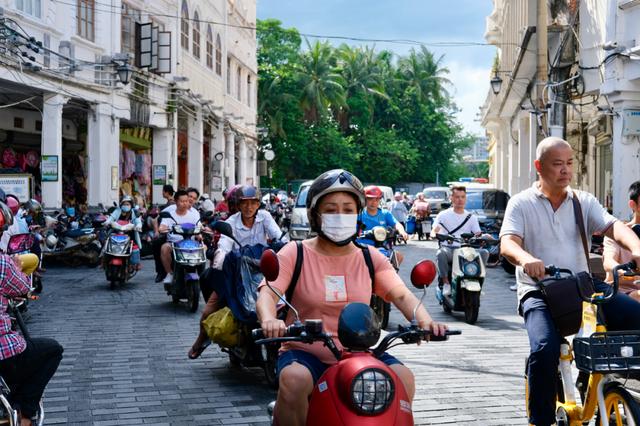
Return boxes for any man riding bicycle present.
[500,137,640,426]
[430,186,490,297]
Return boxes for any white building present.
[482,0,640,218]
[0,0,257,209]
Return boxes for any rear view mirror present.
[410,260,437,289]
[212,220,234,238]
[260,249,280,282]
[159,211,172,220]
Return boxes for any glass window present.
[180,1,189,50]
[192,11,200,59]
[423,190,447,200]
[206,25,213,69]
[465,191,484,210]
[121,2,141,56]
[17,0,42,18]
[296,186,309,207]
[77,0,95,42]
[226,57,231,93]
[215,34,222,76]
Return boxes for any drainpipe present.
[536,0,548,137]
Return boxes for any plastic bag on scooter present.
[202,307,240,347]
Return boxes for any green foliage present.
[257,19,477,187]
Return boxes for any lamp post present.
[116,62,134,85]
[264,149,275,192]
[490,73,503,95]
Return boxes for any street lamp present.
[490,73,503,95]
[116,62,134,85]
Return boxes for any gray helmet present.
[306,169,364,233]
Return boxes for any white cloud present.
[445,61,491,136]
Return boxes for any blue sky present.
[257,0,495,136]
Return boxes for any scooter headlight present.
[372,226,387,242]
[463,262,480,277]
[350,368,394,414]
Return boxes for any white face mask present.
[320,213,358,244]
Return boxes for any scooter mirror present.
[211,220,233,238]
[158,211,172,220]
[410,260,437,289]
[260,249,280,282]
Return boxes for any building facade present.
[0,0,257,209]
[482,0,640,219]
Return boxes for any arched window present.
[192,11,200,59]
[236,66,242,101]
[206,25,213,68]
[247,75,252,107]
[226,57,231,93]
[215,34,222,76]
[180,1,189,49]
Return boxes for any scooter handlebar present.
[427,329,461,342]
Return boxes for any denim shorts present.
[277,349,403,383]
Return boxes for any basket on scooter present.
[573,331,640,373]
[173,239,206,265]
[6,233,35,254]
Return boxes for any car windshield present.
[465,190,510,211]
[465,192,484,210]
[424,190,447,199]
[296,186,309,207]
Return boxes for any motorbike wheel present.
[109,280,117,290]
[32,276,43,294]
[186,280,199,313]
[229,351,242,367]
[463,291,480,324]
[172,294,180,305]
[438,277,452,313]
[87,245,101,267]
[264,344,279,390]
[595,382,640,425]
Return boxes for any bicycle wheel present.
[597,382,640,425]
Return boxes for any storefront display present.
[120,127,153,207]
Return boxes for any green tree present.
[398,46,451,105]
[353,129,418,184]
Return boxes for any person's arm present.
[604,221,640,266]
[430,213,442,238]
[0,255,31,297]
[264,211,286,241]
[386,284,447,336]
[501,235,545,279]
[602,237,621,276]
[256,288,285,337]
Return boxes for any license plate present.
[462,281,481,291]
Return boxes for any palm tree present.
[295,40,346,123]
[398,46,451,104]
[336,45,388,130]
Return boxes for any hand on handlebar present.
[423,320,448,338]
[522,256,546,280]
[260,318,286,338]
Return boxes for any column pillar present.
[529,112,539,185]
[187,107,204,191]
[152,127,175,203]
[87,103,120,206]
[209,122,225,199]
[225,129,236,187]
[238,137,248,185]
[41,94,67,209]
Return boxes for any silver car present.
[423,187,451,214]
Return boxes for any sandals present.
[188,340,211,359]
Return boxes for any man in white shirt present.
[430,186,489,296]
[159,190,202,284]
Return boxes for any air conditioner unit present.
[587,115,612,144]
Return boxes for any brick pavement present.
[28,241,532,425]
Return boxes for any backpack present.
[283,241,375,314]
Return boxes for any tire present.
[86,245,101,267]
[264,344,279,390]
[501,257,516,275]
[187,280,199,313]
[32,276,43,294]
[229,351,242,367]
[463,290,480,324]
[596,382,640,425]
[172,294,180,305]
[109,280,116,290]
[438,277,452,313]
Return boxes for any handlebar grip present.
[427,329,461,342]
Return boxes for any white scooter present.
[434,233,497,324]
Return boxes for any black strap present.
[284,242,376,308]
[440,214,472,236]
[571,192,591,273]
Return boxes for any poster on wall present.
[111,167,119,190]
[211,175,222,192]
[41,155,58,182]
[0,174,32,202]
[153,165,167,185]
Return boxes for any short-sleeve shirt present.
[160,209,201,243]
[358,208,397,231]
[499,183,616,304]
[390,200,408,223]
[216,210,286,255]
[259,241,404,364]
[433,208,481,248]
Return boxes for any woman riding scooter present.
[256,169,449,426]
[103,196,142,270]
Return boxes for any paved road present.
[28,239,530,425]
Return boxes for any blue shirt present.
[358,208,397,231]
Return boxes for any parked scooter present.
[159,212,207,312]
[434,233,498,324]
[40,213,101,267]
[102,220,138,289]
[253,250,460,425]
[356,226,400,329]
[207,220,286,388]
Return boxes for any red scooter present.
[253,250,459,425]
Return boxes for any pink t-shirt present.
[259,240,404,364]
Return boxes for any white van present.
[377,185,394,208]
[289,180,314,240]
